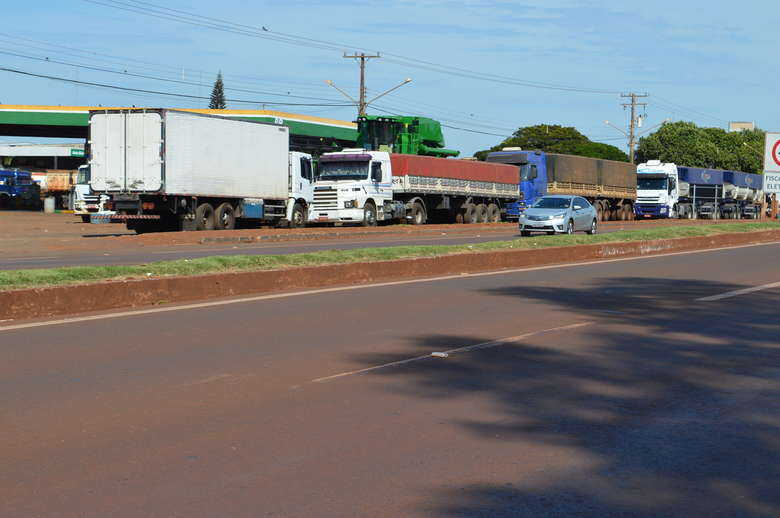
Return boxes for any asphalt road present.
[2,243,779,517]
[0,225,637,270]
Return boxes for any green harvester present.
[356,116,460,158]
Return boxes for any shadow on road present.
[351,277,780,517]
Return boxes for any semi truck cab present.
[485,149,546,220]
[72,165,111,222]
[635,160,679,218]
[0,169,38,209]
[309,150,400,225]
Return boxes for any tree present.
[474,124,629,162]
[209,72,226,109]
[635,121,765,174]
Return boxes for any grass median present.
[1,221,778,291]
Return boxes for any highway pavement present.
[1,223,641,270]
[1,242,779,516]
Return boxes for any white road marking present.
[310,322,594,383]
[695,281,780,302]
[1,240,779,333]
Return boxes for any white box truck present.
[89,109,314,232]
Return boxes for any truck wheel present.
[462,203,476,224]
[486,203,500,223]
[587,218,598,235]
[410,202,426,225]
[215,203,236,230]
[195,203,215,231]
[80,215,91,223]
[290,203,306,228]
[362,203,377,227]
[474,203,487,223]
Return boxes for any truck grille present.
[313,188,338,210]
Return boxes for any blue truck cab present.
[485,149,547,219]
[0,169,38,209]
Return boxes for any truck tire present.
[596,205,603,222]
[486,203,500,223]
[474,203,488,223]
[290,202,306,228]
[215,202,236,230]
[195,203,216,231]
[80,214,91,223]
[410,202,426,225]
[362,203,377,227]
[462,203,476,224]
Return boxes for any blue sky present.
[1,0,777,155]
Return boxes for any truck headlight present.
[660,207,667,213]
[344,200,358,209]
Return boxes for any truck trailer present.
[89,109,315,232]
[635,161,763,219]
[0,168,39,209]
[309,150,519,225]
[485,150,636,221]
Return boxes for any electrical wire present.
[85,0,622,95]
[0,66,353,107]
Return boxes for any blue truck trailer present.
[485,149,636,221]
[635,161,764,219]
[0,168,39,209]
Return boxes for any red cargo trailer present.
[312,150,520,225]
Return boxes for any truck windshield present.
[532,197,571,209]
[318,161,369,181]
[637,177,668,190]
[76,167,90,184]
[519,164,533,181]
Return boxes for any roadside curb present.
[3,229,780,322]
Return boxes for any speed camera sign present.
[765,132,780,174]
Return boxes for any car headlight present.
[344,200,357,209]
[550,213,567,220]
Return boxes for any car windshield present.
[532,197,571,209]
[317,161,369,181]
[637,177,668,190]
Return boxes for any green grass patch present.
[1,221,778,291]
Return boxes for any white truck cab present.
[635,160,679,218]
[72,165,111,223]
[309,150,398,225]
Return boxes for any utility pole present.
[621,92,648,164]
[343,52,381,117]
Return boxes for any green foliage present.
[474,124,629,162]
[636,121,765,173]
[209,71,227,110]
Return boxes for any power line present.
[0,66,353,107]
[0,48,349,103]
[85,0,622,95]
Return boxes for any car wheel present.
[566,219,574,234]
[587,218,597,235]
[520,230,531,237]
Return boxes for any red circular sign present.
[773,139,780,167]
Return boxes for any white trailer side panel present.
[164,111,289,199]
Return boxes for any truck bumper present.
[634,204,669,218]
[309,208,365,223]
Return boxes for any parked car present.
[518,195,598,236]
